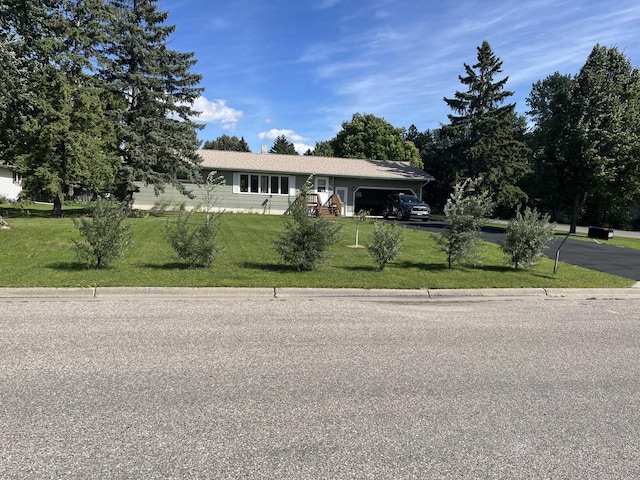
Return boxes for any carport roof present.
[197,150,435,182]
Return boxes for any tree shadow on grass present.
[340,265,379,272]
[395,260,449,272]
[47,261,92,271]
[240,261,298,273]
[139,262,191,270]
[472,264,514,273]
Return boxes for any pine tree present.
[102,0,204,202]
[269,135,298,155]
[441,41,530,212]
[8,0,119,216]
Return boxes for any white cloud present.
[258,128,310,143]
[258,129,313,155]
[191,97,243,130]
[293,143,314,155]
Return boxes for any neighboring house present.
[0,162,22,201]
[133,150,435,216]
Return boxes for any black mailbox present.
[588,226,614,240]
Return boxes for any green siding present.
[133,168,429,217]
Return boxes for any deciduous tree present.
[203,135,251,152]
[526,45,640,232]
[331,113,423,168]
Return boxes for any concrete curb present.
[1,286,640,300]
[0,287,96,298]
[96,287,276,298]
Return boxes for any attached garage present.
[354,187,415,215]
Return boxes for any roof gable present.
[196,150,434,182]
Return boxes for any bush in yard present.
[165,211,221,268]
[165,172,225,268]
[273,175,342,271]
[436,178,494,268]
[501,207,555,269]
[73,199,133,269]
[368,220,404,270]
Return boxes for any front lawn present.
[0,205,634,289]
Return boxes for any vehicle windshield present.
[400,195,421,204]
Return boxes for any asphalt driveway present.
[409,221,640,281]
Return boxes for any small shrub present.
[273,175,342,271]
[368,220,404,270]
[436,178,494,268]
[165,211,222,268]
[273,216,342,271]
[502,207,555,269]
[72,199,133,269]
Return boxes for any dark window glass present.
[240,174,248,192]
[250,175,259,193]
[281,176,289,194]
[271,176,279,194]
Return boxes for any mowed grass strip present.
[0,206,634,288]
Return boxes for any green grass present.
[0,204,634,288]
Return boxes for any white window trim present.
[315,176,330,193]
[233,172,295,196]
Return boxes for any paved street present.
[2,296,640,479]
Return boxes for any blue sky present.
[161,0,640,154]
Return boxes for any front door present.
[335,187,348,217]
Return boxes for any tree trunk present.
[51,194,63,218]
[569,192,587,234]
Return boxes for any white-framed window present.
[12,171,21,185]
[234,173,293,195]
[315,177,328,193]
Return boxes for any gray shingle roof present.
[197,150,434,182]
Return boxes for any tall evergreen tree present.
[269,135,298,155]
[5,0,119,216]
[102,0,204,202]
[441,40,530,212]
[203,134,251,152]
